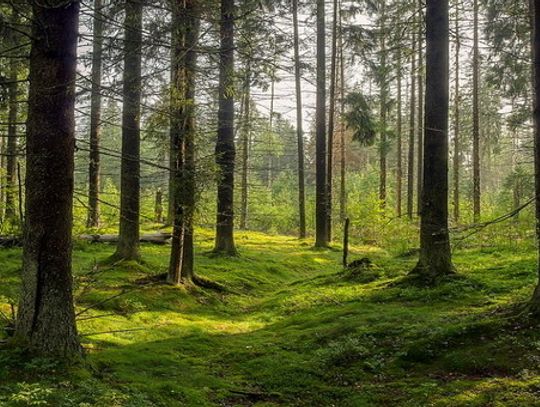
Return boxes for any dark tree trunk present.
[407,30,417,219]
[15,0,81,357]
[114,0,143,261]
[339,6,347,222]
[315,0,329,248]
[5,51,18,222]
[411,0,454,281]
[379,2,387,210]
[87,0,104,228]
[327,0,338,240]
[293,0,306,239]
[530,0,540,315]
[453,2,460,222]
[472,0,481,222]
[214,0,237,255]
[168,0,200,284]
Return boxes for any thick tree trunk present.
[530,0,540,315]
[15,0,81,357]
[293,0,306,239]
[411,0,454,281]
[87,0,104,228]
[5,52,18,222]
[407,30,417,219]
[168,0,200,284]
[114,0,143,261]
[327,0,338,240]
[214,0,237,255]
[472,0,481,222]
[453,2,460,222]
[315,0,328,247]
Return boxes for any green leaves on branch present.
[343,91,376,146]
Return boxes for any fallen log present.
[79,233,172,245]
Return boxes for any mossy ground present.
[1,230,540,406]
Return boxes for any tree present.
[416,2,424,215]
[407,28,417,219]
[530,0,540,316]
[292,0,306,239]
[113,0,143,261]
[87,0,105,228]
[168,0,200,284]
[315,0,329,248]
[15,0,81,357]
[452,0,461,222]
[472,0,481,222]
[214,0,237,255]
[411,0,454,281]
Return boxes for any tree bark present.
[240,66,251,230]
[292,0,306,239]
[214,0,237,255]
[327,0,338,240]
[87,0,104,228]
[15,0,81,357]
[411,0,454,281]
[396,48,403,217]
[339,4,347,222]
[379,2,388,211]
[168,0,200,284]
[472,0,481,222]
[315,0,328,248]
[114,0,143,261]
[416,4,424,216]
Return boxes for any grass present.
[1,229,540,406]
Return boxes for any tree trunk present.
[315,0,328,248]
[113,0,143,261]
[407,30,417,219]
[530,0,540,316]
[15,0,81,357]
[327,0,338,240]
[5,49,18,223]
[292,0,306,239]
[453,1,460,222]
[472,0,481,222]
[214,0,237,255]
[379,2,387,210]
[339,4,347,222]
[168,0,200,284]
[411,0,454,281]
[87,0,104,228]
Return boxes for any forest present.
[0,0,539,405]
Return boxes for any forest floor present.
[1,229,540,406]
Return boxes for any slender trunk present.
[530,0,540,315]
[315,0,328,247]
[15,0,81,357]
[214,0,237,255]
[87,0,104,228]
[169,0,200,284]
[293,0,306,239]
[327,0,338,240]
[453,1,460,222]
[5,51,18,222]
[379,3,387,210]
[407,30,417,219]
[396,49,403,217]
[240,68,251,230]
[268,56,276,189]
[472,0,481,222]
[339,4,347,222]
[114,0,143,261]
[411,0,454,281]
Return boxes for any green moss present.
[1,229,539,406]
